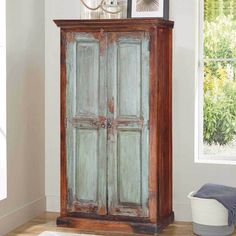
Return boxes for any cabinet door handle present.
[107,121,112,129]
[101,121,106,129]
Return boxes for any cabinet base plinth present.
[57,212,174,235]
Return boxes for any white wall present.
[0,0,7,201]
[45,0,236,221]
[45,0,81,211]
[0,0,45,234]
[171,0,236,221]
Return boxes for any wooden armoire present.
[54,18,174,235]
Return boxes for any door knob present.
[107,121,112,129]
[101,121,106,129]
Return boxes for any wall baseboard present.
[46,195,60,212]
[0,196,46,236]
[173,202,192,222]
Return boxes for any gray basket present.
[193,223,234,236]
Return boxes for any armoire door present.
[65,32,107,215]
[107,32,150,218]
[65,30,150,218]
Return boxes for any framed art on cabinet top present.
[128,0,169,19]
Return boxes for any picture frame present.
[127,0,169,19]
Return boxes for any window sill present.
[195,156,236,165]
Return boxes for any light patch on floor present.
[39,232,99,236]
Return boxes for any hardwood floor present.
[5,212,236,236]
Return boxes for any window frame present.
[195,0,236,165]
[0,0,7,200]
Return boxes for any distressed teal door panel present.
[107,32,150,217]
[76,129,98,201]
[66,32,107,215]
[65,31,150,218]
[118,43,141,118]
[118,131,141,204]
[76,42,99,116]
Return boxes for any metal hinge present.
[147,120,150,130]
[148,41,151,51]
[65,118,68,128]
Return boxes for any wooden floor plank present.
[5,212,236,236]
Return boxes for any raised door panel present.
[76,130,98,202]
[118,131,141,205]
[117,43,141,118]
[107,32,150,218]
[76,41,99,116]
[65,32,107,215]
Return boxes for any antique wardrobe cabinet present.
[55,19,174,235]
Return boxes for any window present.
[0,0,7,200]
[198,0,236,163]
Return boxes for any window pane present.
[204,60,236,159]
[203,0,236,161]
[0,0,6,200]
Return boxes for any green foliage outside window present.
[203,14,236,145]
[204,0,236,22]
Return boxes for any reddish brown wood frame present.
[54,18,174,235]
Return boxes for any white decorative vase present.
[80,0,127,19]
[100,0,121,19]
[80,0,102,19]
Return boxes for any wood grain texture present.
[54,18,174,30]
[60,30,67,217]
[157,28,173,220]
[57,213,174,234]
[148,26,158,223]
